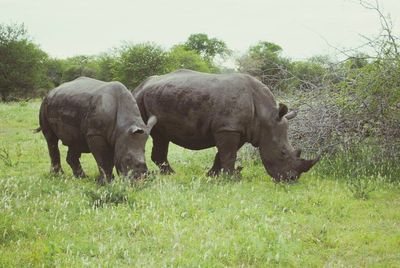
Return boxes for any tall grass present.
[314,144,399,182]
[0,101,399,267]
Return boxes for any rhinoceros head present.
[114,115,157,179]
[259,103,320,182]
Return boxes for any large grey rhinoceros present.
[133,69,319,182]
[37,77,157,184]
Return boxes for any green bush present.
[113,42,169,89]
[167,45,211,73]
[0,23,48,101]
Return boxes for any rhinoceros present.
[133,69,319,181]
[37,77,157,184]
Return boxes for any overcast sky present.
[1,0,399,61]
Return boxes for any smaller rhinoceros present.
[37,77,156,184]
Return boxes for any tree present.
[184,33,231,63]
[96,53,117,82]
[44,58,65,88]
[113,43,169,89]
[237,41,291,91]
[249,41,283,55]
[0,23,48,101]
[167,45,211,73]
[290,60,327,90]
[60,55,99,82]
[333,0,400,148]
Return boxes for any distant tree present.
[290,60,327,90]
[96,53,117,82]
[249,41,283,55]
[0,23,48,101]
[343,53,370,69]
[184,33,231,63]
[114,43,169,89]
[237,41,291,91]
[167,45,211,73]
[60,55,99,82]
[44,58,65,88]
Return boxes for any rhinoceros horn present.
[285,110,297,120]
[299,155,321,173]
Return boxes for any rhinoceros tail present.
[33,127,42,133]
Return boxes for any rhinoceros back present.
[43,77,121,147]
[134,70,270,149]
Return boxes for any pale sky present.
[1,0,399,61]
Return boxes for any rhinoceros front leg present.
[87,136,114,184]
[66,148,86,178]
[213,131,241,175]
[151,134,174,175]
[207,152,221,176]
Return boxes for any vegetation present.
[0,24,224,98]
[113,43,169,89]
[237,41,291,91]
[167,45,211,74]
[0,101,399,267]
[183,33,232,64]
[236,1,400,161]
[0,24,47,101]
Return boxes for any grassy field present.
[0,101,399,267]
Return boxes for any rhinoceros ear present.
[278,103,288,119]
[129,126,144,135]
[146,115,157,130]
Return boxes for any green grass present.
[0,101,399,267]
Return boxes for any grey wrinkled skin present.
[38,77,157,184]
[134,69,319,182]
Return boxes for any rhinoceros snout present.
[130,163,148,179]
[116,158,148,179]
[271,170,299,183]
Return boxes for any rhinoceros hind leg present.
[87,136,114,184]
[66,148,86,178]
[151,134,174,175]
[42,124,63,175]
[213,132,241,175]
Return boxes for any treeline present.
[2,23,376,101]
[0,23,231,101]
